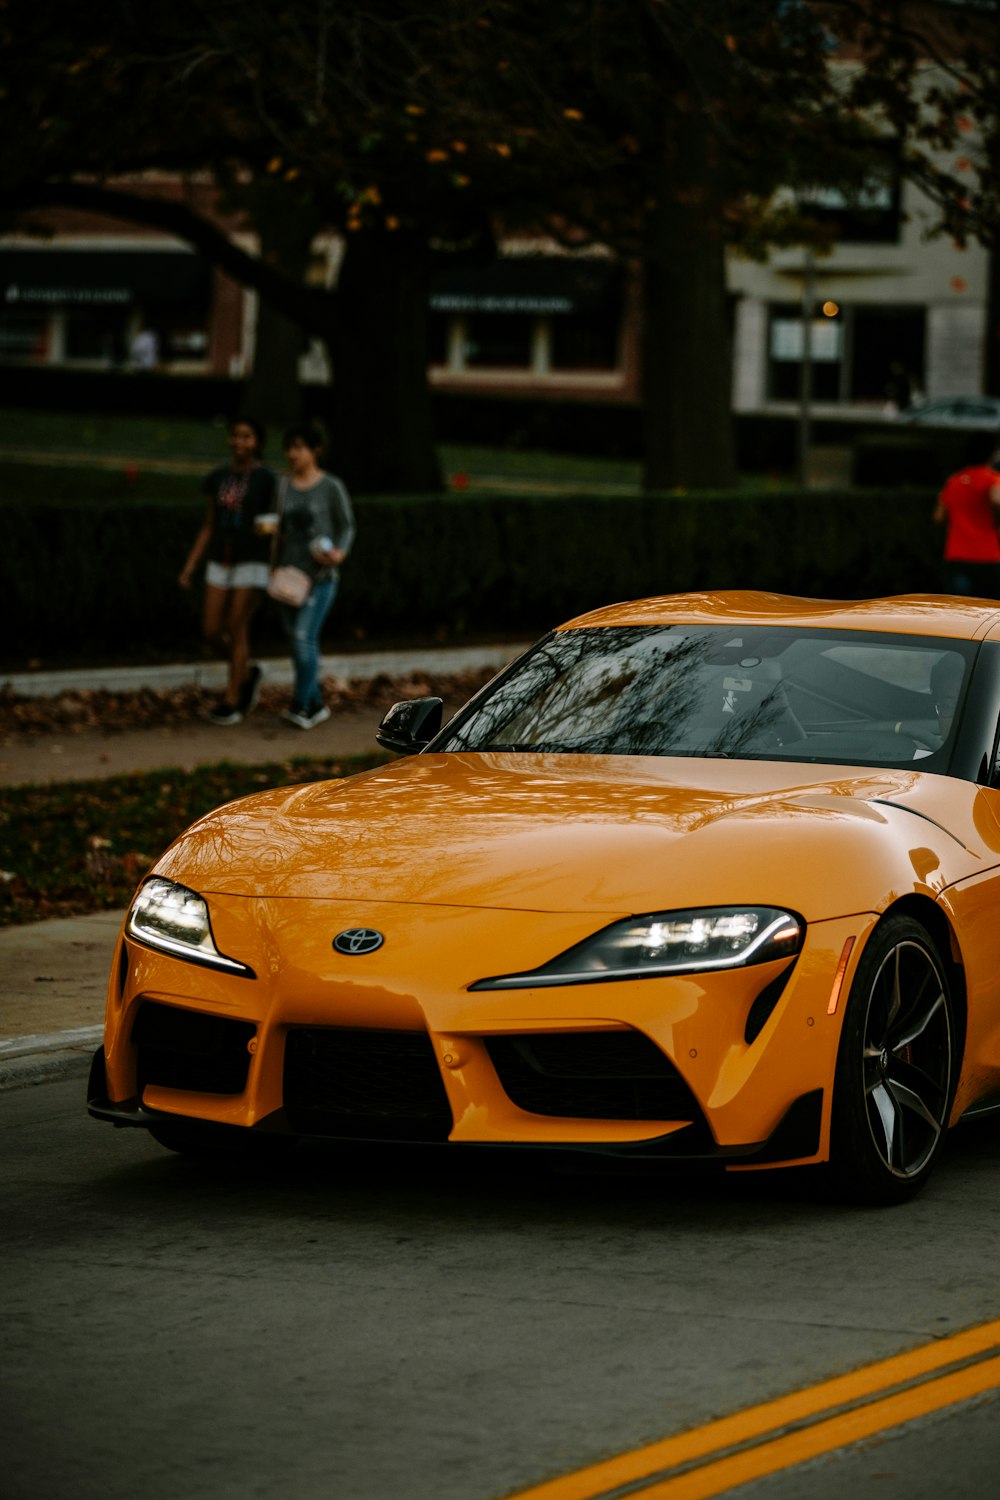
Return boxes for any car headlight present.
[126,877,254,977]
[470,906,803,990]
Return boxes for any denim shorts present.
[205,561,270,590]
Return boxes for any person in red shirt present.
[934,430,1000,596]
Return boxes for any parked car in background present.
[896,396,1000,428]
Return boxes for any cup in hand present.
[254,512,280,536]
[309,535,334,560]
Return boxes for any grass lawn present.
[0,405,804,502]
[0,753,385,926]
[1,459,202,505]
[0,405,646,492]
[0,408,227,467]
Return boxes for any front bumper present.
[92,897,872,1170]
[87,1044,823,1165]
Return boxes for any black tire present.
[830,915,956,1205]
[148,1120,297,1159]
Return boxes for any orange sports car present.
[89,592,1000,1203]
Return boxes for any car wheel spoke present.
[891,1055,947,1106]
[891,989,945,1052]
[868,1080,900,1168]
[885,1075,943,1139]
[862,1043,883,1090]
[885,944,904,1032]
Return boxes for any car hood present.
[153,751,1000,919]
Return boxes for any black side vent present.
[485,1030,705,1122]
[133,1000,256,1095]
[283,1027,453,1142]
[744,964,795,1045]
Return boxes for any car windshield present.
[438,625,976,768]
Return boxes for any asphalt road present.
[4,1078,1000,1500]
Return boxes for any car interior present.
[443,626,971,768]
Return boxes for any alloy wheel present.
[860,938,952,1180]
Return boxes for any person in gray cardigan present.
[275,421,356,729]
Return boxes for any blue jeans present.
[281,576,337,713]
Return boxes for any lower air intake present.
[133,1000,256,1095]
[485,1030,704,1121]
[283,1027,453,1142]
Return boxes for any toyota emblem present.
[333,928,385,956]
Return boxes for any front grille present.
[485,1030,704,1121]
[133,1000,256,1095]
[283,1027,453,1142]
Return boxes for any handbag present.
[267,565,313,606]
[267,476,313,606]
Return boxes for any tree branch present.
[2,179,334,332]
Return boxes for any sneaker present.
[238,664,263,716]
[282,704,331,730]
[207,700,243,726]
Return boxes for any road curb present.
[0,1025,102,1092]
[0,643,530,699]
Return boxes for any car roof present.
[558,591,1000,641]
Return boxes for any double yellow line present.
[504,1318,1000,1500]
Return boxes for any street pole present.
[798,249,816,487]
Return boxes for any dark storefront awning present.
[0,249,210,310]
[430,257,621,316]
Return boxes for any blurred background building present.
[0,156,990,428]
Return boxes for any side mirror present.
[376,697,443,755]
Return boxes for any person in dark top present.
[179,417,277,724]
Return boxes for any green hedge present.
[1,460,197,505]
[851,432,969,487]
[2,486,942,662]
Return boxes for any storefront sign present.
[4,283,132,305]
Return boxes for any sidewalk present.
[0,641,525,699]
[0,640,529,1089]
[0,641,527,786]
[0,910,120,1089]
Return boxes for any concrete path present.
[0,641,526,699]
[0,911,120,1088]
[0,707,385,786]
[0,642,529,786]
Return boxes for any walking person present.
[274,421,356,729]
[178,417,277,725]
[933,431,1000,597]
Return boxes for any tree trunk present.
[641,105,737,492]
[329,228,441,494]
[242,195,317,433]
[986,246,1000,397]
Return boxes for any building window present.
[0,249,211,370]
[797,147,902,245]
[163,327,208,359]
[550,310,619,370]
[427,256,623,378]
[849,306,925,407]
[463,313,534,368]
[767,301,925,407]
[0,312,49,361]
[64,310,130,364]
[768,302,844,401]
